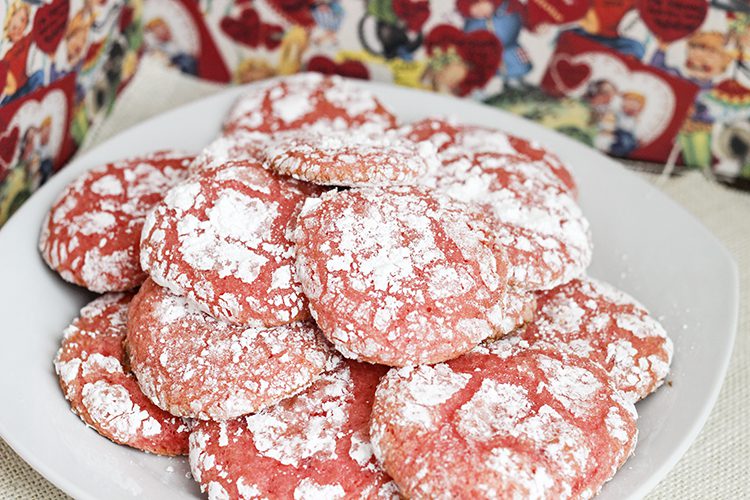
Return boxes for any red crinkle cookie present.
[405,117,577,196]
[294,186,509,367]
[40,151,193,292]
[126,278,333,421]
[189,129,271,174]
[490,287,536,338]
[224,73,398,135]
[54,293,190,455]
[407,119,592,292]
[140,160,322,327]
[370,339,638,500]
[263,128,439,187]
[189,357,398,500]
[515,277,673,403]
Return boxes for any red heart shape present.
[221,8,283,49]
[638,0,708,43]
[307,56,370,80]
[551,57,591,94]
[424,25,502,96]
[220,9,261,47]
[266,0,315,27]
[525,0,589,30]
[392,0,431,32]
[32,0,70,55]
[0,126,20,165]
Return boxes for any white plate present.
[0,81,739,500]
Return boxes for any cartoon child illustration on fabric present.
[566,0,645,59]
[235,58,277,84]
[311,0,344,45]
[278,25,310,75]
[49,8,94,100]
[651,31,734,168]
[612,91,645,157]
[421,25,502,96]
[360,0,430,60]
[421,45,469,94]
[456,0,531,88]
[144,17,198,75]
[583,79,619,152]
[583,80,645,157]
[1,1,44,104]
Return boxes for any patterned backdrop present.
[2,0,750,225]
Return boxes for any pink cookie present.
[263,128,438,187]
[517,277,673,402]
[294,186,508,366]
[126,279,333,421]
[408,119,591,292]
[140,160,322,326]
[405,117,577,196]
[224,73,397,135]
[40,151,192,292]
[189,358,398,500]
[189,129,271,174]
[54,293,189,455]
[371,339,638,499]
[490,287,536,338]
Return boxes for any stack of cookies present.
[41,73,673,499]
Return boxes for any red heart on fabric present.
[424,25,502,97]
[550,56,592,94]
[307,56,370,80]
[220,8,283,49]
[32,0,70,55]
[266,0,315,27]
[0,126,20,165]
[638,0,708,43]
[525,0,589,30]
[392,0,431,32]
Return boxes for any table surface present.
[2,56,748,499]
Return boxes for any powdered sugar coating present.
[189,358,397,499]
[264,128,439,187]
[516,277,673,403]
[404,117,577,196]
[140,161,322,326]
[189,129,271,174]
[294,186,509,366]
[370,341,637,499]
[126,279,333,420]
[406,118,591,291]
[54,293,189,455]
[489,287,537,338]
[40,151,192,292]
[224,73,397,136]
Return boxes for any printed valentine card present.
[143,0,231,82]
[0,73,76,223]
[540,32,699,163]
